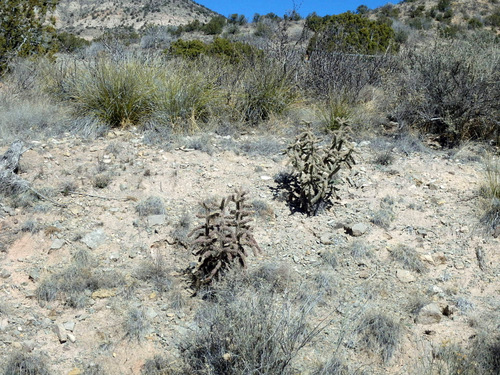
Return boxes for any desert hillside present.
[54,0,218,39]
[0,0,499,374]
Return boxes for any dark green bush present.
[0,0,57,72]
[169,38,261,64]
[55,31,91,53]
[307,12,397,55]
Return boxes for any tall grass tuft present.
[67,55,156,127]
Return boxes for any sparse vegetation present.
[0,1,499,373]
[279,125,354,216]
[356,312,401,363]
[390,244,427,273]
[189,189,261,288]
[136,196,166,217]
[2,352,51,375]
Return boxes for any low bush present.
[356,312,401,363]
[383,35,500,145]
[65,55,156,127]
[2,352,51,375]
[178,278,320,374]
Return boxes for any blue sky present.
[196,1,395,18]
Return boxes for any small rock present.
[53,323,68,343]
[396,269,416,283]
[21,340,36,352]
[0,318,9,331]
[260,175,272,181]
[63,321,75,332]
[50,239,66,250]
[454,260,465,270]
[81,229,107,249]
[67,333,76,343]
[346,223,369,237]
[429,285,444,296]
[493,225,500,238]
[416,303,442,325]
[146,308,158,320]
[91,289,116,299]
[320,234,334,245]
[67,368,82,375]
[147,215,166,227]
[421,254,435,265]
[0,268,11,279]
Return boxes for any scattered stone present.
[345,223,369,237]
[53,323,68,343]
[454,260,465,270]
[146,308,158,320]
[81,229,107,249]
[91,289,116,299]
[429,285,444,296]
[396,269,416,283]
[320,234,334,245]
[67,333,76,343]
[63,321,75,332]
[0,268,11,279]
[147,215,166,227]
[68,368,82,375]
[421,254,435,265]
[493,225,500,238]
[0,318,8,331]
[21,340,36,352]
[416,303,442,324]
[50,239,66,250]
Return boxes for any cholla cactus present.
[284,124,354,216]
[189,189,261,288]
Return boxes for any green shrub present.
[0,0,57,72]
[169,38,261,64]
[169,39,206,59]
[55,31,91,53]
[307,12,398,55]
[203,16,226,35]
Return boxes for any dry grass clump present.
[390,244,427,274]
[123,307,150,342]
[2,352,51,375]
[177,278,320,375]
[415,333,500,375]
[356,312,402,363]
[141,355,172,375]
[136,196,166,217]
[36,249,124,308]
[135,255,173,293]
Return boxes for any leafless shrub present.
[356,312,401,363]
[382,36,499,145]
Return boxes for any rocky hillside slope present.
[54,0,218,39]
